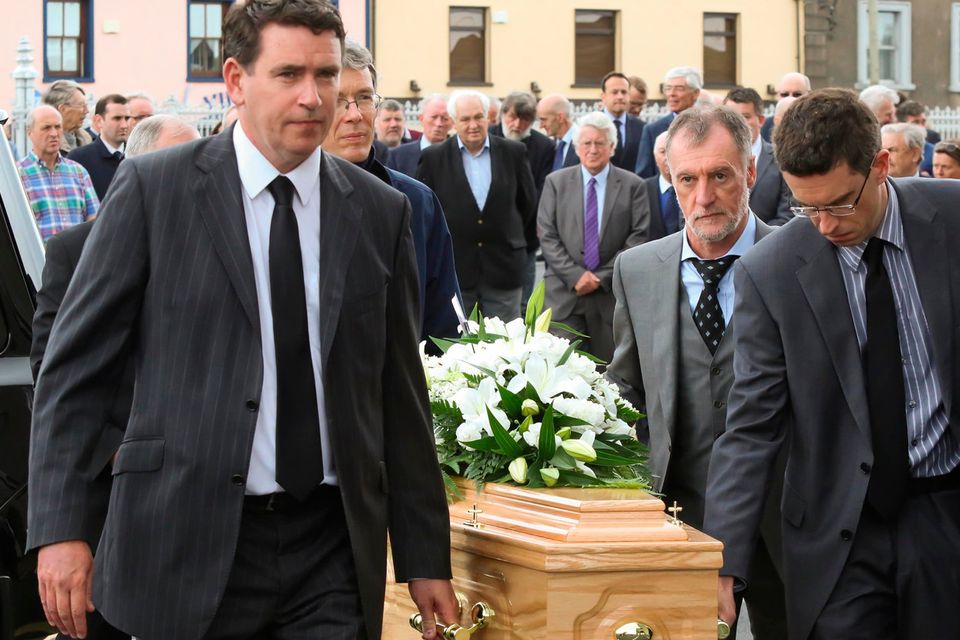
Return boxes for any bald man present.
[761,72,810,142]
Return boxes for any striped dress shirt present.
[836,183,959,478]
[16,152,99,242]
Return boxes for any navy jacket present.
[635,112,676,178]
[611,114,644,173]
[67,137,123,201]
[386,140,422,178]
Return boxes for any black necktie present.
[268,176,323,500]
[691,256,738,355]
[614,120,624,156]
[862,237,909,520]
[113,151,123,162]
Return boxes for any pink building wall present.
[1,0,369,114]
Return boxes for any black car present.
[0,109,54,640]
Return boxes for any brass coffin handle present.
[409,601,496,640]
[615,622,654,640]
[717,619,732,639]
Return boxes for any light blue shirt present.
[603,108,627,146]
[680,213,758,320]
[580,163,610,230]
[419,136,433,151]
[457,135,492,211]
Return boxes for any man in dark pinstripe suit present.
[28,2,456,639]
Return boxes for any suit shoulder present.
[66,142,97,162]
[738,216,816,273]
[388,168,434,201]
[494,136,527,156]
[393,141,420,157]
[610,165,644,186]
[617,233,676,269]
[420,138,452,162]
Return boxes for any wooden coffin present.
[383,479,725,640]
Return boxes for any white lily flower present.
[574,460,597,478]
[552,397,606,427]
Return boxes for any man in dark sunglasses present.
[760,72,810,143]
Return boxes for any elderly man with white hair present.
[124,114,200,158]
[537,111,649,361]
[761,72,811,142]
[635,66,702,177]
[859,84,900,125]
[881,122,926,178]
[417,89,537,321]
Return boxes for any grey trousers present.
[461,284,522,322]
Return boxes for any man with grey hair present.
[418,89,536,320]
[635,66,702,177]
[387,93,451,177]
[42,79,92,153]
[644,130,681,241]
[491,91,554,195]
[859,84,900,125]
[608,105,786,639]
[537,93,579,171]
[761,72,810,142]
[538,111,648,361]
[881,122,925,178]
[375,99,415,148]
[125,115,200,158]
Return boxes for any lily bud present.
[509,457,528,484]
[540,467,560,487]
[534,308,553,334]
[521,399,540,417]
[561,439,597,462]
[555,427,572,440]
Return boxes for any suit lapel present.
[755,143,774,181]
[651,236,683,441]
[447,138,480,215]
[566,168,584,255]
[796,233,870,437]
[599,168,623,246]
[895,182,954,417]
[194,132,261,334]
[482,137,504,215]
[317,154,363,372]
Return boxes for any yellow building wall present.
[373,0,803,101]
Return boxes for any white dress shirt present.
[680,213,758,321]
[233,123,336,493]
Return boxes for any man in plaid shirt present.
[17,105,98,242]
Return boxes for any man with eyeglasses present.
[635,66,701,178]
[418,89,537,321]
[321,39,462,347]
[124,94,156,130]
[706,88,960,639]
[42,79,92,154]
[760,72,810,143]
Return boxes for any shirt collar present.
[681,212,758,262]
[419,136,433,150]
[603,109,625,125]
[100,137,122,155]
[28,150,62,168]
[751,134,763,161]
[561,126,575,145]
[837,179,904,272]
[581,163,611,188]
[456,135,490,157]
[233,121,320,207]
[658,174,673,194]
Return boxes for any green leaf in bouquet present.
[550,320,589,339]
[517,415,532,433]
[460,436,501,452]
[615,400,643,423]
[553,415,591,428]
[487,407,524,458]
[576,349,607,365]
[497,384,523,417]
[557,340,582,366]
[557,469,606,486]
[521,382,543,405]
[548,448,577,470]
[592,449,645,467]
[537,405,557,461]
[468,303,481,324]
[525,281,546,329]
[463,362,499,379]
[430,336,458,353]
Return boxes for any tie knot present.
[113,151,123,161]
[268,175,295,208]
[588,177,597,187]
[863,236,886,270]
[692,255,738,287]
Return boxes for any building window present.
[449,7,486,84]
[857,1,913,89]
[703,13,738,88]
[44,0,91,80]
[575,10,616,87]
[189,1,230,80]
[952,3,960,91]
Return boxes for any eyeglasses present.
[335,93,382,113]
[778,91,805,98]
[789,169,871,218]
[664,85,690,94]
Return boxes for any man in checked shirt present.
[16,104,98,242]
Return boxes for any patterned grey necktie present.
[691,256,738,354]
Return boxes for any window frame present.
[448,6,489,86]
[702,12,739,89]
[856,0,914,90]
[572,9,618,88]
[186,0,232,83]
[42,0,94,83]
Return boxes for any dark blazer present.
[364,154,462,343]
[611,114,644,173]
[750,140,794,226]
[760,116,775,144]
[557,134,580,169]
[29,220,129,550]
[417,135,537,291]
[373,138,390,164]
[386,140,423,178]
[67,137,123,201]
[28,131,451,640]
[489,124,555,198]
[644,175,671,241]
[635,112,675,178]
[704,179,960,640]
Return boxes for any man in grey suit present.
[538,111,649,362]
[607,105,786,638]
[28,2,456,640]
[707,89,960,638]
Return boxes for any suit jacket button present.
[477,241,483,247]
[711,367,722,376]
[478,219,484,224]
[840,529,853,541]
[713,400,725,409]
[246,399,258,412]
[860,462,872,474]
[231,474,245,486]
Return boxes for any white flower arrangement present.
[423,284,649,493]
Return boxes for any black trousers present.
[742,535,788,640]
[811,474,960,639]
[57,610,129,640]
[201,486,366,640]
